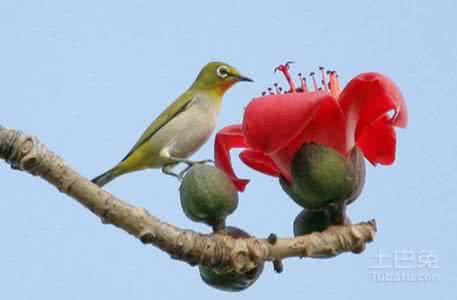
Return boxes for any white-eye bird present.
[92,61,253,187]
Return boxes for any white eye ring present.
[216,65,229,79]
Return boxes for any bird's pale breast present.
[142,95,220,167]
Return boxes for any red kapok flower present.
[215,63,408,191]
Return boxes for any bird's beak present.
[232,73,254,82]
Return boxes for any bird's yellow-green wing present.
[122,91,195,161]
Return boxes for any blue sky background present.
[1,1,456,299]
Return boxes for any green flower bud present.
[293,209,351,236]
[199,227,264,292]
[180,165,238,227]
[293,209,332,236]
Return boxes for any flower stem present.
[327,202,348,225]
[212,219,226,232]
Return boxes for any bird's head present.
[192,62,253,95]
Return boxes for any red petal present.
[242,91,332,153]
[239,150,280,177]
[289,95,347,155]
[356,115,396,165]
[270,95,347,181]
[214,125,250,191]
[339,72,407,152]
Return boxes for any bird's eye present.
[216,65,229,79]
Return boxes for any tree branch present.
[0,126,376,273]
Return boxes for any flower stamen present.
[335,72,341,94]
[320,66,329,92]
[271,63,342,96]
[328,71,341,97]
[298,73,308,92]
[274,83,281,94]
[274,62,296,93]
[309,72,318,91]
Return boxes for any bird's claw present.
[162,159,215,181]
[182,159,214,166]
[177,165,192,179]
[180,159,214,178]
[196,159,215,164]
[161,165,182,180]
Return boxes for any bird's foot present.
[162,164,183,180]
[177,159,214,179]
[180,159,214,166]
[162,159,214,181]
[177,165,192,179]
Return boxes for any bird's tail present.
[92,166,122,187]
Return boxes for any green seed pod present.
[180,164,238,227]
[286,143,356,209]
[199,227,264,292]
